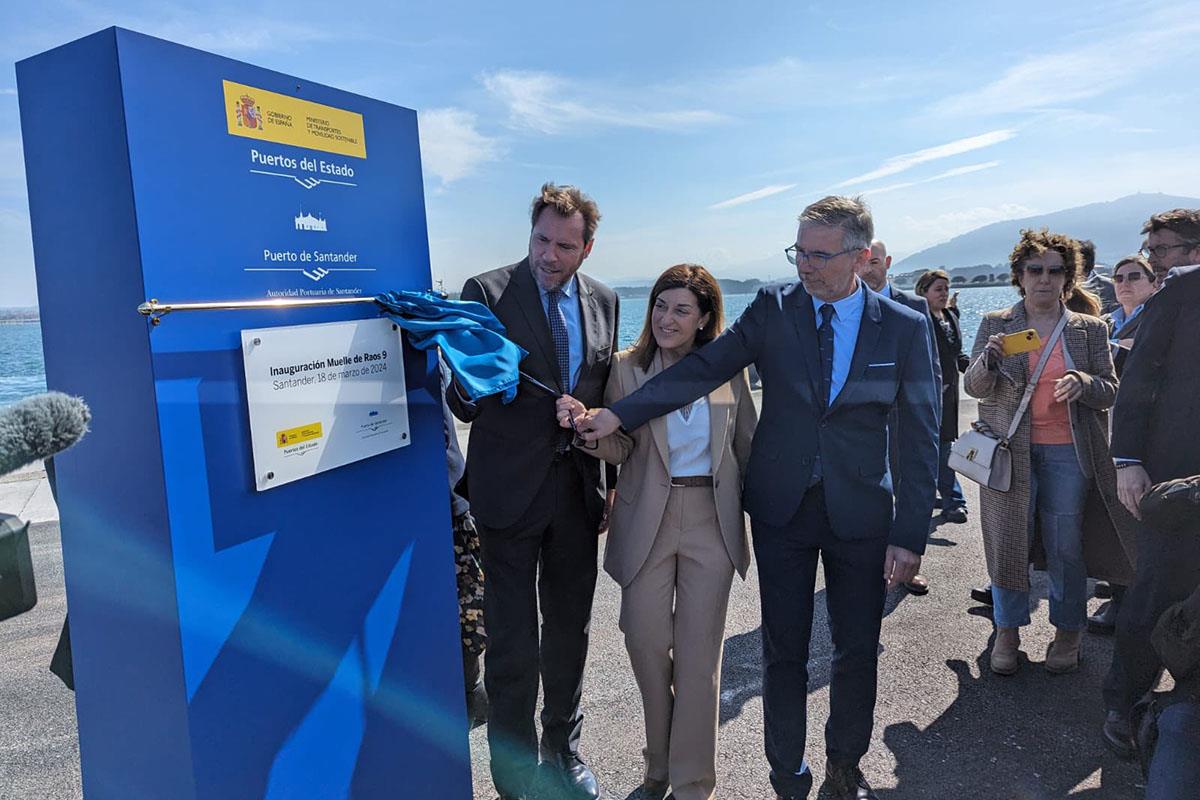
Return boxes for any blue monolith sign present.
[17,27,472,799]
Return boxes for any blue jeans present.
[1146,701,1200,800]
[992,443,1089,631]
[937,438,965,511]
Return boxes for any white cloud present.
[482,70,726,135]
[1,88,15,96]
[901,203,1035,242]
[931,12,1200,117]
[862,161,1001,196]
[709,183,798,210]
[835,130,1016,188]
[418,108,501,186]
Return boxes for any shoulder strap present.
[1003,312,1069,443]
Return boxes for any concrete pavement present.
[0,398,1147,798]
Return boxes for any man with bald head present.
[856,242,946,595]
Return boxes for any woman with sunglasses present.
[964,229,1134,676]
[556,264,756,800]
[1107,255,1158,375]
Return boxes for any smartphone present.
[1001,328,1042,356]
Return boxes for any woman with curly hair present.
[964,229,1135,676]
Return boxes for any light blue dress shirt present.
[537,272,584,392]
[811,282,866,403]
[1109,304,1143,338]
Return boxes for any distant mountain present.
[893,193,1200,277]
[613,278,766,298]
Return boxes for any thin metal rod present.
[138,295,378,323]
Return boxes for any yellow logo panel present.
[223,80,366,158]
[276,422,324,448]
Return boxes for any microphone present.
[0,392,92,477]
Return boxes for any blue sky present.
[2,0,1199,304]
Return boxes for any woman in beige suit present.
[558,264,756,800]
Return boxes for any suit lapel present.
[634,353,672,473]
[578,274,603,370]
[1063,311,1088,370]
[511,259,560,391]
[827,287,880,417]
[707,378,733,473]
[788,286,823,406]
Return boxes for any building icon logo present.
[234,94,263,130]
[295,207,328,232]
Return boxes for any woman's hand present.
[555,394,586,429]
[983,334,1005,368]
[1053,373,1083,403]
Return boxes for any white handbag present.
[949,314,1068,492]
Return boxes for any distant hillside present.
[893,193,1200,276]
[0,307,39,322]
[614,278,766,298]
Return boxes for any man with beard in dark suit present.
[1102,209,1200,760]
[448,183,619,800]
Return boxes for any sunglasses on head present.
[1019,264,1065,277]
[1113,272,1150,284]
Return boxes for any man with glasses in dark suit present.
[1102,208,1200,760]
[577,196,939,800]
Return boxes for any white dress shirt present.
[666,396,712,477]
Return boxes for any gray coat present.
[963,302,1136,590]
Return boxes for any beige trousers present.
[619,485,735,800]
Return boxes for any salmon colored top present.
[1028,340,1072,446]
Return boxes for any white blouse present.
[665,396,712,477]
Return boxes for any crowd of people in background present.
[439,184,1200,800]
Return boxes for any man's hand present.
[883,546,921,590]
[598,489,616,535]
[576,408,623,441]
[555,394,586,429]
[1117,464,1152,521]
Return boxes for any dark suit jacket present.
[930,307,969,440]
[448,258,619,529]
[885,284,942,480]
[611,281,940,554]
[1111,264,1200,483]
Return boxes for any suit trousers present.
[619,486,734,800]
[753,484,888,799]
[478,458,599,795]
[1103,523,1200,714]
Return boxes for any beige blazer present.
[585,349,758,588]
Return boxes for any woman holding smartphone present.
[964,229,1132,676]
[557,264,756,800]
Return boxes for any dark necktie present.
[547,288,571,392]
[818,303,835,409]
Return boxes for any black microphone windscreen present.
[0,392,92,477]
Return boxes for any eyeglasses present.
[1018,264,1066,277]
[1140,242,1199,259]
[1113,271,1150,284]
[785,245,858,267]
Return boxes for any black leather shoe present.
[970,585,994,606]
[1102,710,1135,761]
[943,506,968,524]
[1093,581,1113,599]
[1087,600,1118,635]
[534,754,600,800]
[818,762,878,799]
